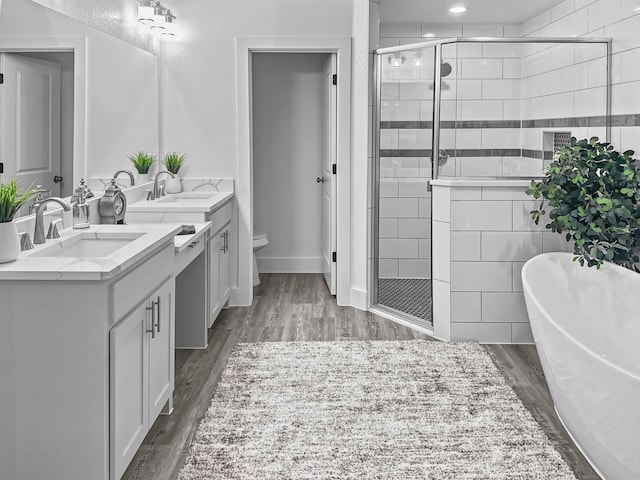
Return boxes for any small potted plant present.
[128,151,156,182]
[162,151,186,193]
[0,179,35,263]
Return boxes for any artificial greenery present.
[0,179,36,223]
[163,152,186,175]
[527,137,640,272]
[128,151,155,174]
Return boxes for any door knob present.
[316,176,325,184]
[53,175,63,183]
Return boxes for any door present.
[147,279,174,422]
[110,302,149,480]
[0,53,61,196]
[219,226,231,302]
[321,54,337,295]
[208,230,221,327]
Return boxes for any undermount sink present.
[30,233,144,258]
[157,192,218,203]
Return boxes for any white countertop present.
[430,177,541,187]
[127,191,234,214]
[0,224,181,281]
[174,222,211,253]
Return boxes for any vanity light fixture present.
[150,2,166,31]
[423,33,435,38]
[413,52,424,68]
[137,0,155,25]
[388,54,405,68]
[448,6,467,13]
[161,10,177,37]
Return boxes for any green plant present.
[128,151,155,174]
[527,137,640,272]
[162,152,186,175]
[0,179,36,223]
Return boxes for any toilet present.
[253,232,269,286]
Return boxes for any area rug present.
[178,340,576,479]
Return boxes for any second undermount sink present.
[30,233,144,258]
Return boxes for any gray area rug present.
[178,341,576,479]
[378,278,432,325]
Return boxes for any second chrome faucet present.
[33,198,71,245]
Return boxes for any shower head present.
[440,61,452,77]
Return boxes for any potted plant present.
[0,179,35,263]
[162,151,186,193]
[128,151,155,182]
[527,137,640,272]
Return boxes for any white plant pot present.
[136,172,152,183]
[165,175,182,194]
[0,221,20,263]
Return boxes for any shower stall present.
[371,37,612,332]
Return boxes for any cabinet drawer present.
[113,243,174,322]
[175,236,205,275]
[208,202,232,232]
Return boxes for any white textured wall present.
[31,0,157,52]
[252,53,327,272]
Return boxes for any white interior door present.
[0,53,61,196]
[321,54,337,295]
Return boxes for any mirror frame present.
[0,36,86,202]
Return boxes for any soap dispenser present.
[72,184,90,229]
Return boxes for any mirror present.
[0,0,160,219]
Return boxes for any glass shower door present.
[373,44,438,329]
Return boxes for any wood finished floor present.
[122,273,599,480]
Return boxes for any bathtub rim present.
[521,252,640,382]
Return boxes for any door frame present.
[0,36,87,192]
[236,37,352,307]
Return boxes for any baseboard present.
[349,288,368,310]
[257,256,324,273]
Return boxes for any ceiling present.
[380,0,567,24]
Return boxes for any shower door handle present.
[316,176,325,184]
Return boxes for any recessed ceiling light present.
[449,6,467,13]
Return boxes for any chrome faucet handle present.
[46,218,64,239]
[146,189,153,201]
[19,232,34,251]
[159,185,166,197]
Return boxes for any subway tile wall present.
[432,184,573,343]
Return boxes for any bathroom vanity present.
[128,190,235,348]
[0,224,180,480]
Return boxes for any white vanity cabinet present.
[0,230,178,480]
[209,219,232,328]
[110,278,174,480]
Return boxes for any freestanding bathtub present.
[522,252,640,479]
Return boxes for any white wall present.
[31,0,157,53]
[252,53,328,272]
[0,0,159,187]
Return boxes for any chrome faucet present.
[152,171,174,200]
[113,170,135,186]
[33,197,71,244]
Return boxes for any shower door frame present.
[371,36,612,333]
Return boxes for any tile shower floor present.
[378,278,432,326]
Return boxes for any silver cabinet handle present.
[188,240,200,248]
[220,231,226,251]
[224,231,228,253]
[155,296,161,334]
[146,301,156,339]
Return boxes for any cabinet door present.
[110,302,149,480]
[220,226,231,302]
[148,279,175,422]
[208,233,221,328]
